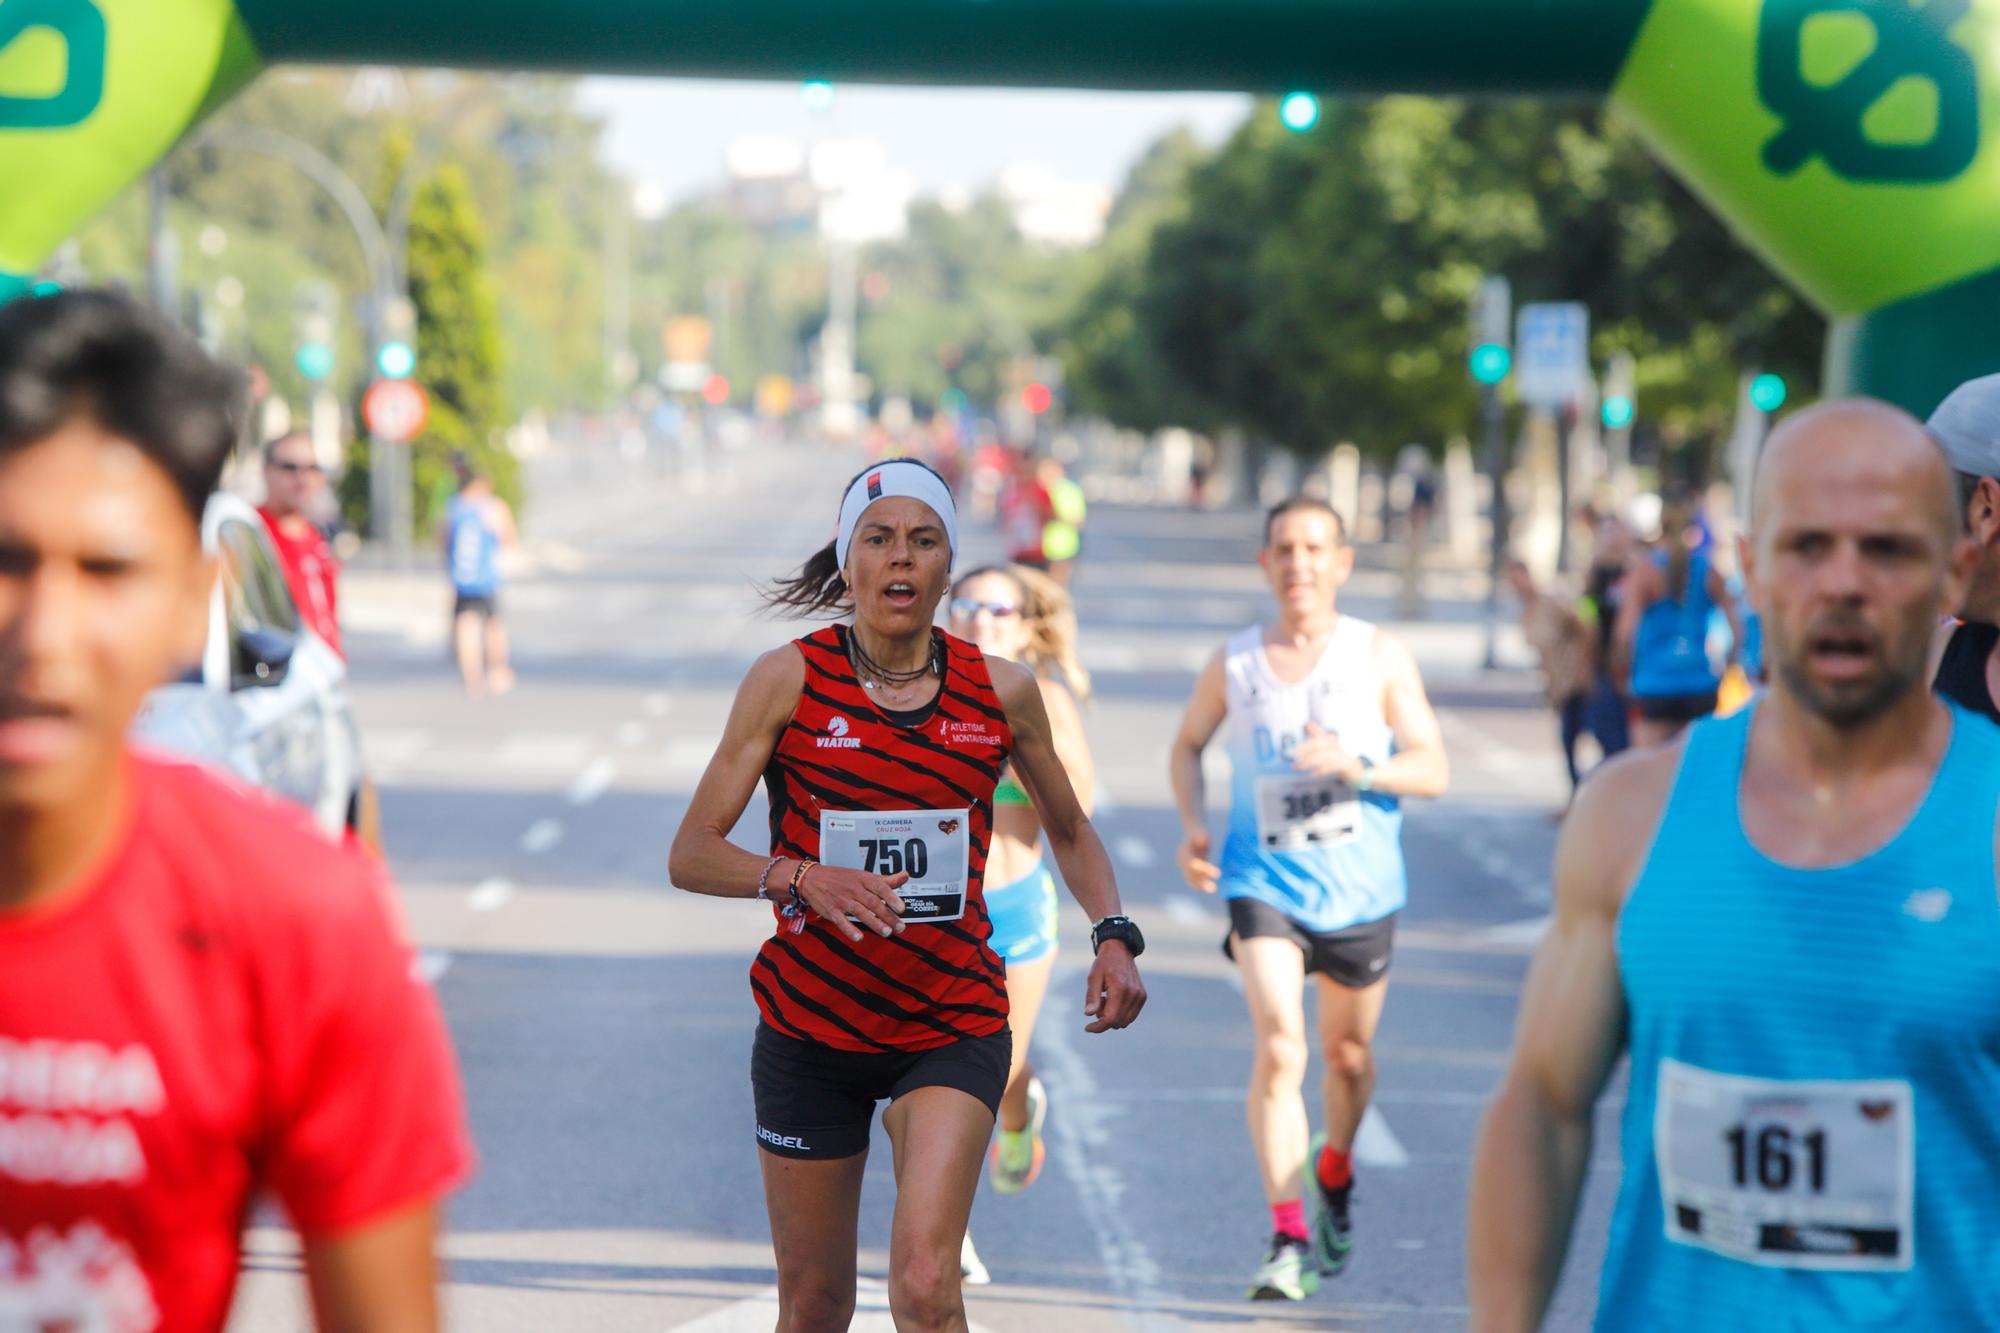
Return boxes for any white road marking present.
[468,877,513,912]
[643,692,672,718]
[1112,835,1156,869]
[414,950,452,983]
[566,757,617,806]
[1394,1238,1427,1251]
[1472,915,1552,948]
[668,1278,995,1331]
[520,819,564,854]
[1036,967,1182,1331]
[365,729,433,766]
[496,733,592,768]
[1162,897,1214,927]
[1354,1104,1412,1169]
[615,721,647,748]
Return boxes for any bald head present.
[1747,397,1971,729]
[1752,399,1958,549]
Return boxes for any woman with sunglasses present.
[946,564,1096,1284]
[669,459,1146,1333]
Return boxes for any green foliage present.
[1067,99,1825,468]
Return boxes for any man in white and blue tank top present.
[1172,498,1450,1302]
[1469,401,2000,1330]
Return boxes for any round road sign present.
[362,378,429,444]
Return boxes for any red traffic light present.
[1021,382,1052,415]
[701,374,730,406]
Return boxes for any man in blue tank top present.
[444,466,517,697]
[1468,401,2000,1330]
[1172,497,1450,1301]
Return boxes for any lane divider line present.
[467,877,513,912]
[1036,965,1184,1331]
[1112,836,1157,869]
[521,819,564,855]
[567,758,617,807]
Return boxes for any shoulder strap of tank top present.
[1654,706,1754,850]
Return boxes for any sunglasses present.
[949,598,1021,620]
[269,460,322,476]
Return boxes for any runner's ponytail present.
[762,540,850,618]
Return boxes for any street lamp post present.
[187,125,415,569]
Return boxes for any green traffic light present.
[377,341,416,379]
[296,342,334,381]
[1279,92,1320,133]
[1602,395,1635,429]
[802,80,834,112]
[1750,373,1788,413]
[1469,343,1511,386]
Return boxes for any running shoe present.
[1306,1132,1355,1277]
[1246,1232,1318,1301]
[988,1075,1048,1194]
[960,1230,991,1286]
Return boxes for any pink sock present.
[1271,1199,1307,1241]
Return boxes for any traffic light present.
[376,341,415,379]
[1750,373,1788,413]
[1279,92,1320,133]
[1602,394,1635,430]
[294,280,337,383]
[1469,343,1511,386]
[1022,382,1053,415]
[295,342,334,381]
[802,80,834,112]
[375,295,418,380]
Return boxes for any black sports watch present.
[1090,915,1145,957]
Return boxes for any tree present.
[341,163,514,535]
[1070,97,1826,471]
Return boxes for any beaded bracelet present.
[782,860,816,934]
[753,854,785,901]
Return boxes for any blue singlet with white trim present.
[1598,701,2000,1330]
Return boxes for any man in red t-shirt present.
[0,290,472,1332]
[256,432,342,657]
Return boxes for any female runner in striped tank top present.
[670,459,1147,1333]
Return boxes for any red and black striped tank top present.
[755,624,1014,1051]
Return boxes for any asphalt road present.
[229,434,1626,1332]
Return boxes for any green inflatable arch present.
[2,0,1996,413]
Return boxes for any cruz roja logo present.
[0,0,107,130]
[816,716,860,749]
[1758,0,1980,183]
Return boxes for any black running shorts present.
[750,1023,1011,1161]
[1635,691,1718,725]
[453,592,499,620]
[1224,898,1397,990]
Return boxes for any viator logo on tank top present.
[816,716,861,749]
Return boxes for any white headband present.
[835,461,958,571]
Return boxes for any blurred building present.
[720,137,915,244]
[996,162,1111,248]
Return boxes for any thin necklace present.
[849,629,940,690]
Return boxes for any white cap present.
[1928,373,2000,478]
[834,459,958,571]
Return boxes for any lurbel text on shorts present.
[756,1125,810,1150]
[815,736,862,749]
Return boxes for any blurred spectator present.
[1002,449,1055,569]
[257,431,342,657]
[1578,514,1633,759]
[1505,559,1599,803]
[1927,373,2000,721]
[1039,457,1087,587]
[1614,504,1742,746]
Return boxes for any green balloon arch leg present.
[1838,267,2000,414]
